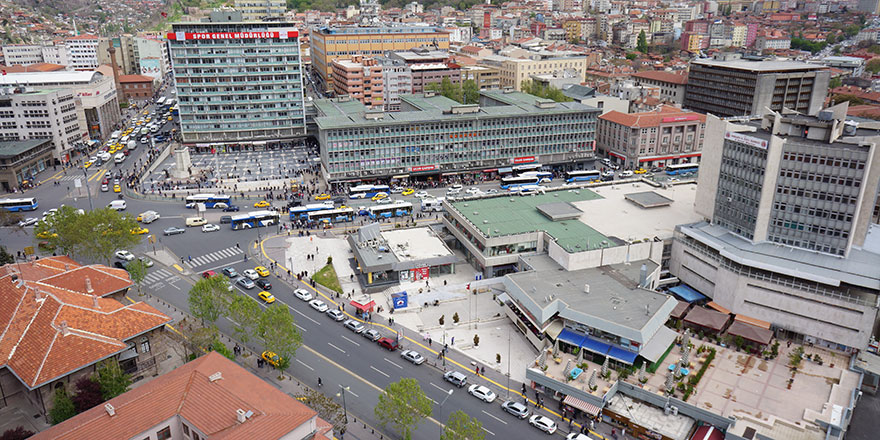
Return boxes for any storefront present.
[0,139,55,192]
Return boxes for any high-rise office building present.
[168,11,306,145]
[683,53,830,117]
[234,0,286,21]
[670,103,880,351]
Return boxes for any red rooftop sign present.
[411,165,436,172]
[661,115,700,123]
[166,31,299,40]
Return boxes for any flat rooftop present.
[348,226,458,271]
[0,139,51,158]
[691,58,828,73]
[383,228,453,262]
[607,393,695,440]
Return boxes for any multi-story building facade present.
[234,0,286,20]
[65,35,104,70]
[484,55,589,91]
[671,104,880,352]
[597,106,706,169]
[376,56,412,112]
[330,56,384,108]
[135,36,170,83]
[316,90,599,182]
[389,49,461,94]
[311,27,450,93]
[0,71,121,141]
[119,74,155,100]
[755,31,791,51]
[0,139,55,191]
[1,44,71,67]
[683,53,830,117]
[0,88,84,163]
[461,65,501,90]
[631,70,688,106]
[168,13,307,145]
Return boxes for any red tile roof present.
[600,105,706,128]
[0,63,67,73]
[0,258,169,389]
[631,70,688,85]
[33,352,327,440]
[118,74,154,83]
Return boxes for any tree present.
[374,378,433,440]
[637,30,648,53]
[0,246,13,265]
[94,358,132,400]
[36,206,141,263]
[71,377,104,413]
[211,339,235,360]
[0,426,34,440]
[867,58,880,74]
[828,77,842,90]
[462,79,479,104]
[187,276,232,327]
[625,52,638,60]
[227,294,261,345]
[257,305,303,373]
[126,259,148,295]
[441,410,486,440]
[439,77,463,103]
[49,388,76,425]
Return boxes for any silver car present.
[400,349,425,365]
[501,400,529,419]
[343,319,365,334]
[236,277,255,290]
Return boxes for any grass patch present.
[314,263,343,294]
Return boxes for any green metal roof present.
[399,93,460,111]
[0,139,51,159]
[450,189,612,253]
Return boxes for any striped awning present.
[563,395,601,416]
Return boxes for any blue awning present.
[558,331,639,365]
[580,335,612,357]
[606,345,638,364]
[669,284,707,303]
[557,329,586,347]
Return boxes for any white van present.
[140,127,149,135]
[120,135,130,145]
[421,198,444,212]
[127,140,137,151]
[98,152,111,162]
[110,130,121,142]
[114,153,125,164]
[108,200,127,211]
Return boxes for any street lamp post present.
[438,388,454,438]
[337,385,350,424]
[81,165,94,211]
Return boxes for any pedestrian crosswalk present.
[57,175,84,182]
[184,246,244,268]
[143,268,174,286]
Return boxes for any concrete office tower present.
[234,0,286,21]
[683,53,830,117]
[671,103,880,352]
[168,11,306,145]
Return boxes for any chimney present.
[85,277,93,294]
[104,403,115,417]
[93,295,100,309]
[64,263,70,271]
[60,320,69,336]
[236,409,247,423]
[639,264,647,287]
[209,372,223,382]
[106,44,126,105]
[35,289,42,300]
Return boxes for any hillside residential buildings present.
[0,87,85,163]
[671,103,880,352]
[168,11,307,145]
[597,106,706,169]
[683,53,830,117]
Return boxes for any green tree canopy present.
[257,304,303,368]
[35,206,141,263]
[126,259,148,295]
[462,79,479,104]
[637,30,648,53]
[0,246,13,265]
[374,378,433,440]
[187,275,232,326]
[520,80,573,103]
[867,58,880,74]
[49,388,76,425]
[94,358,132,401]
[227,294,261,344]
[441,410,485,440]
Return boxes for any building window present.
[140,336,151,353]
[157,427,171,440]
[183,425,190,436]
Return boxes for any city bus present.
[155,97,167,109]
[185,194,232,209]
[289,202,335,220]
[519,171,553,183]
[349,184,390,199]
[163,99,176,112]
[307,207,356,225]
[665,163,700,176]
[0,197,38,212]
[512,163,543,173]
[500,176,540,189]
[230,210,280,230]
[565,170,602,183]
[366,201,413,219]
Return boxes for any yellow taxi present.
[258,291,276,304]
[131,227,149,235]
[167,116,173,121]
[36,231,58,239]
[402,188,415,196]
[145,117,152,123]
[254,266,270,277]
[135,121,142,126]
[315,193,331,201]
[634,168,648,174]
[371,192,388,202]
[113,184,121,193]
[261,351,282,367]
[254,200,271,208]
[142,109,149,116]
[83,161,93,169]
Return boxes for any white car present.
[414,191,429,198]
[115,250,135,261]
[529,415,557,435]
[294,288,313,301]
[400,349,425,365]
[465,187,481,195]
[485,188,499,194]
[375,198,394,205]
[309,299,329,312]
[566,434,590,440]
[201,224,220,233]
[18,217,38,227]
[326,309,345,321]
[101,184,109,192]
[619,170,634,178]
[242,269,259,280]
[467,384,496,403]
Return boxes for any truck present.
[421,198,444,212]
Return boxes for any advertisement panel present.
[411,165,436,172]
[513,156,536,164]
[724,131,768,149]
[166,31,299,40]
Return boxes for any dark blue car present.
[223,205,240,212]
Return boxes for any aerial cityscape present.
[0,0,879,439]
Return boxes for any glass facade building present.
[168,18,306,145]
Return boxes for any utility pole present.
[81,166,94,211]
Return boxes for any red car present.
[202,270,217,278]
[377,337,399,351]
[102,178,109,185]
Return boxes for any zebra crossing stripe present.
[184,246,244,268]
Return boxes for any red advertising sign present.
[661,115,700,123]
[411,165,436,172]
[166,31,299,41]
[411,267,430,281]
[512,156,536,164]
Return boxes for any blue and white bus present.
[308,207,355,225]
[185,193,232,209]
[349,184,391,199]
[565,170,601,183]
[366,201,413,219]
[500,176,540,189]
[289,202,335,220]
[155,97,166,108]
[513,163,542,173]
[665,163,700,176]
[230,210,280,230]
[0,197,38,212]
[519,171,553,183]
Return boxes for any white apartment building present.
[1,44,71,67]
[233,0,286,20]
[65,35,103,70]
[135,36,169,83]
[0,87,86,162]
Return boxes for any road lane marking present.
[384,358,403,369]
[346,389,360,398]
[481,410,507,425]
[430,382,447,393]
[482,427,495,436]
[341,335,360,346]
[328,342,345,354]
[291,307,320,325]
[296,359,314,371]
[370,366,389,378]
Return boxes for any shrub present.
[688,347,716,388]
[647,341,675,373]
[326,256,333,265]
[0,427,35,440]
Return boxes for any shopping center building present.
[315,89,600,183]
